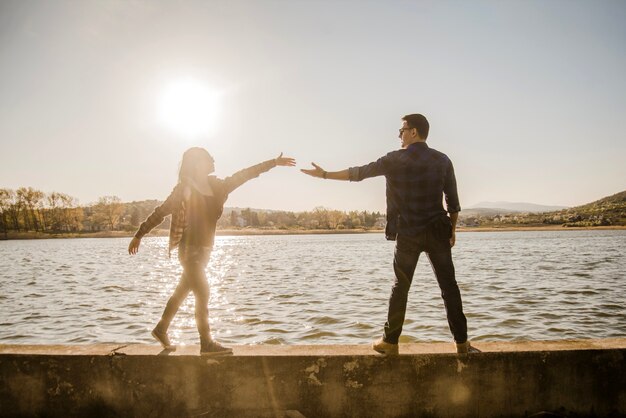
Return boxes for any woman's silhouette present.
[129,147,295,355]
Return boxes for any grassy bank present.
[1,228,382,240]
[2,225,625,240]
[457,225,626,232]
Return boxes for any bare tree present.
[92,196,124,230]
[15,188,31,230]
[46,192,63,232]
[16,187,45,232]
[4,189,22,231]
[0,188,12,238]
[59,193,82,232]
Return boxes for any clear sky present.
[1,0,625,212]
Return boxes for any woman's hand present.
[275,152,296,167]
[128,237,141,255]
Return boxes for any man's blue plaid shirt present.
[348,142,461,239]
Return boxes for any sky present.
[1,0,625,212]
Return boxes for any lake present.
[0,230,624,346]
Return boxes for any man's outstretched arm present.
[301,163,350,181]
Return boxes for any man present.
[301,114,477,355]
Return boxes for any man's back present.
[385,142,460,235]
[349,141,460,237]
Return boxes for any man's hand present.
[449,212,458,248]
[275,152,296,167]
[128,237,141,255]
[300,162,326,178]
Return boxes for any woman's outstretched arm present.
[222,153,295,195]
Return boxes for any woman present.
[128,147,295,355]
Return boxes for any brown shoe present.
[372,337,399,355]
[152,327,176,350]
[456,341,481,354]
[200,340,233,356]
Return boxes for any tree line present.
[0,187,127,236]
[218,206,385,231]
[0,186,385,237]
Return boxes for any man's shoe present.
[200,340,233,356]
[151,327,176,350]
[456,341,481,354]
[372,337,399,355]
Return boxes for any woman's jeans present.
[156,244,213,344]
[383,229,468,344]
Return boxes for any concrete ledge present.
[1,339,625,417]
[2,338,626,356]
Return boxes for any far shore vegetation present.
[1,187,624,240]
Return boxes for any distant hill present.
[468,201,568,213]
[223,206,281,215]
[569,190,626,212]
[460,208,520,218]
[552,190,626,227]
[462,191,626,227]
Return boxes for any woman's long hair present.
[178,147,213,185]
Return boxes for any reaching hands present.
[275,152,296,167]
[300,162,326,178]
[128,237,141,255]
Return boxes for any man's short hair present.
[402,114,429,140]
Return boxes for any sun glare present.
[158,78,220,138]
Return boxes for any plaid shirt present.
[134,159,277,254]
[348,142,461,239]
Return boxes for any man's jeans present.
[383,229,468,344]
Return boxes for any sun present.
[158,78,220,138]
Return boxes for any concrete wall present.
[0,339,625,418]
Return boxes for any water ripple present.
[0,230,625,345]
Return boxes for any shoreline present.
[1,225,625,240]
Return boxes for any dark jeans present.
[156,244,213,344]
[383,228,468,344]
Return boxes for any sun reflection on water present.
[0,232,625,345]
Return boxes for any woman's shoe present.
[200,340,233,356]
[151,327,176,350]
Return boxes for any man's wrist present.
[322,171,327,179]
